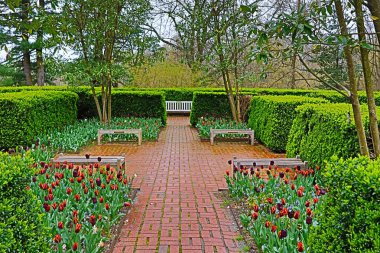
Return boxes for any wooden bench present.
[210,128,254,145]
[52,153,127,173]
[98,128,142,145]
[231,156,308,170]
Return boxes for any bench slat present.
[98,128,142,145]
[210,128,254,146]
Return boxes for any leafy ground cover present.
[37,117,162,152]
[225,164,326,253]
[196,117,249,139]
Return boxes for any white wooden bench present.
[98,129,142,145]
[231,156,308,170]
[210,128,254,145]
[52,153,127,173]
[166,101,192,113]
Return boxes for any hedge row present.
[286,103,364,165]
[248,96,328,152]
[309,156,380,252]
[0,91,78,149]
[190,92,233,125]
[0,152,50,252]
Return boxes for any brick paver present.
[81,116,283,253]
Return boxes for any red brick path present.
[82,116,282,253]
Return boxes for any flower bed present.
[225,164,326,252]
[37,117,162,152]
[196,117,249,139]
[30,161,133,252]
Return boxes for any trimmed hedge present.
[286,103,362,165]
[190,92,232,125]
[309,156,380,252]
[248,96,328,152]
[111,91,167,124]
[0,152,50,252]
[0,91,78,148]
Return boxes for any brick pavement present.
[81,116,283,253]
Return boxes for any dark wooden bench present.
[231,156,308,170]
[98,129,142,145]
[210,128,254,145]
[52,153,127,173]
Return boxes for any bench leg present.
[210,134,214,145]
[138,133,142,145]
[98,134,101,145]
[251,134,254,145]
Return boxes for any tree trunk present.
[334,0,369,155]
[366,0,380,43]
[36,0,45,86]
[354,0,380,157]
[91,85,103,121]
[21,0,32,86]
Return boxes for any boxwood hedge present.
[309,156,380,252]
[0,91,78,149]
[248,96,328,152]
[0,152,50,252]
[286,103,363,165]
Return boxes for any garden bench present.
[210,128,254,145]
[231,156,308,170]
[98,129,142,145]
[52,153,127,173]
[166,101,192,113]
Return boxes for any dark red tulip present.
[306,207,312,216]
[306,216,312,225]
[305,200,310,207]
[96,178,101,186]
[291,184,295,190]
[89,215,96,226]
[313,197,319,204]
[72,242,78,251]
[92,197,97,204]
[294,210,300,219]
[265,221,271,228]
[271,225,277,232]
[58,221,64,229]
[281,198,286,205]
[67,188,72,195]
[288,210,295,219]
[267,198,273,204]
[276,203,283,211]
[253,205,259,212]
[124,202,131,207]
[271,206,276,214]
[105,203,110,210]
[252,212,259,220]
[73,210,78,217]
[52,203,58,210]
[75,194,80,202]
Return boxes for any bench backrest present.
[166,101,192,112]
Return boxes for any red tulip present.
[95,190,99,196]
[291,184,295,190]
[75,194,80,202]
[54,234,61,243]
[252,212,259,220]
[271,206,276,214]
[253,205,259,212]
[105,203,110,210]
[72,242,78,251]
[314,184,320,191]
[306,207,312,216]
[84,188,89,194]
[89,215,96,226]
[298,241,304,252]
[58,221,64,229]
[124,202,131,207]
[271,225,277,232]
[306,216,312,225]
[267,197,273,204]
[225,170,230,176]
[313,197,319,204]
[99,197,104,203]
[75,223,82,233]
[297,190,303,197]
[265,221,271,228]
[305,200,310,207]
[294,210,300,219]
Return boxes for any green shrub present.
[248,96,327,152]
[111,90,166,124]
[286,103,362,165]
[190,92,232,125]
[308,156,380,252]
[0,152,50,253]
[0,91,78,149]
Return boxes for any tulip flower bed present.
[225,165,326,252]
[196,117,249,139]
[37,117,162,152]
[29,161,133,252]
